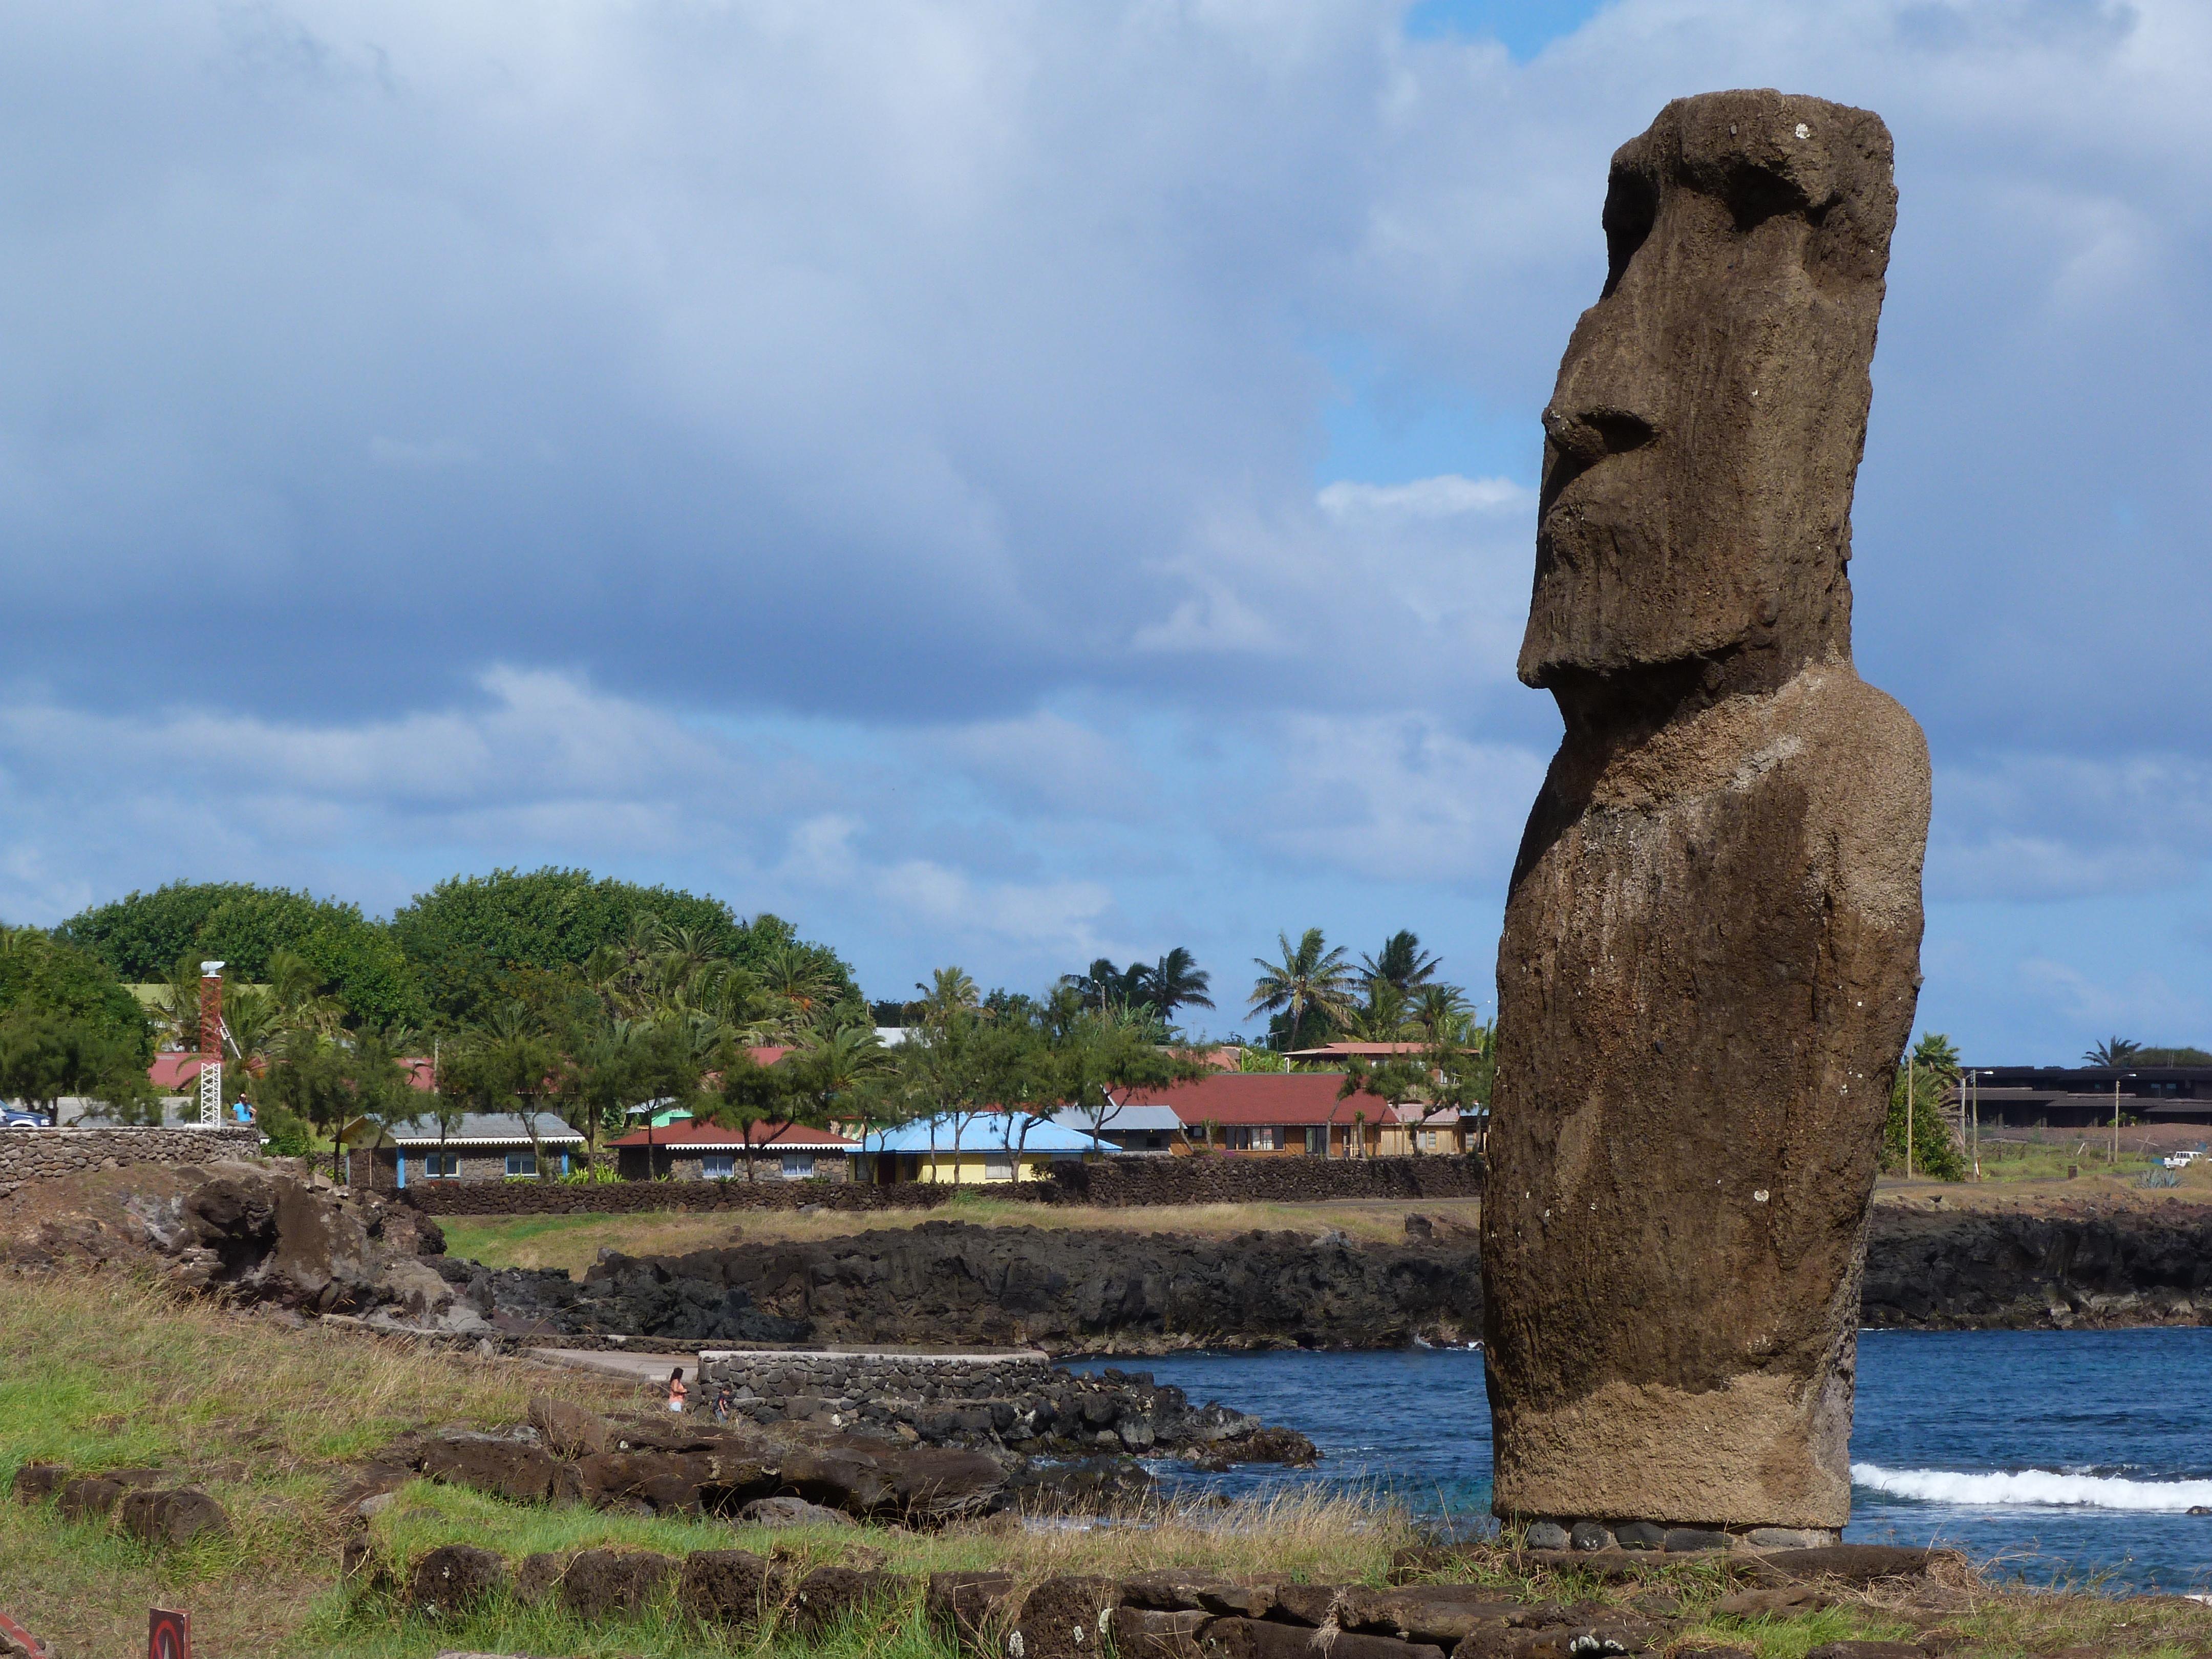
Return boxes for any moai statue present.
[1482,90,1930,1541]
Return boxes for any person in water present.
[667,1366,688,1414]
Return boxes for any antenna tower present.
[197,962,226,1128]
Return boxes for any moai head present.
[1519,90,1897,696]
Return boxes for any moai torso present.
[1481,90,1930,1534]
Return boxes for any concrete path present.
[526,1346,704,1382]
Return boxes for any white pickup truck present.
[2162,1150,2204,1169]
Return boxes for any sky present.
[1,0,2207,1062]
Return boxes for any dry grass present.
[438,1195,1487,1276]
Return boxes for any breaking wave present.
[1853,1463,2212,1512]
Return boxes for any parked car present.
[2162,1150,2203,1169]
[1,1108,51,1129]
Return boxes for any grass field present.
[437,1193,1487,1276]
[5,1269,2209,1656]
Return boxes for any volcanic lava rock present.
[487,1221,1478,1351]
[408,1543,508,1615]
[118,1485,231,1546]
[1483,89,1929,1533]
[560,1547,675,1618]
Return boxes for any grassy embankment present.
[7,1270,2212,1657]
[437,1191,1488,1277]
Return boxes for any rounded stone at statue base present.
[1514,1519,1845,1554]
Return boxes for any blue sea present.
[1068,1330,2212,1592]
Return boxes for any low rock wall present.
[397,1179,959,1217]
[1048,1151,1484,1206]
[698,1349,1055,1412]
[396,1154,1481,1216]
[0,1126,262,1196]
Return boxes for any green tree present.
[1359,931,1442,995]
[1248,928,1357,1051]
[1044,1007,1204,1152]
[434,1003,568,1179]
[388,867,856,1027]
[0,926,154,1065]
[1336,1023,1492,1157]
[0,1010,160,1124]
[2085,1036,2142,1067]
[1136,948,1213,1023]
[53,882,426,1031]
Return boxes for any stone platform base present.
[1517,1519,1842,1554]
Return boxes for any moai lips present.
[1482,90,1930,1533]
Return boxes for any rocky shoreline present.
[13,1161,2212,1350]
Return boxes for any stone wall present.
[698,1349,1055,1417]
[0,1126,263,1196]
[396,1176,956,1217]
[1048,1151,1485,1206]
[392,1152,1483,1216]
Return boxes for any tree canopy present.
[387,867,857,1026]
[54,881,426,1031]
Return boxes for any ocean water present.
[1068,1329,2212,1591]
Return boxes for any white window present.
[504,1151,537,1178]
[983,1154,1014,1182]
[702,1154,735,1180]
[423,1153,461,1179]
[780,1153,815,1180]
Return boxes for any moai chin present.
[1482,90,1930,1535]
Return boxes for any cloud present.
[1928,752,2212,902]
[0,0,2209,1055]
[1243,713,1549,886]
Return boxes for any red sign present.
[149,1608,190,1659]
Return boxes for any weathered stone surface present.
[1335,1587,1536,1647]
[9,1464,67,1503]
[420,1434,558,1505]
[560,1547,675,1617]
[738,1494,856,1527]
[1204,1617,1444,1659]
[1010,1576,1122,1659]
[1110,1606,1214,1659]
[1757,1545,1944,1585]
[788,1566,903,1636]
[58,1468,159,1522]
[928,1571,1019,1647]
[1522,1522,1569,1551]
[1613,1523,1664,1552]
[680,1548,781,1625]
[118,1486,231,1546]
[408,1544,508,1615]
[1484,88,1928,1533]
[515,1551,566,1604]
[528,1394,609,1458]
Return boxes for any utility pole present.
[1971,1069,1980,1180]
[2113,1074,2122,1165]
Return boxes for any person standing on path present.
[667,1366,688,1414]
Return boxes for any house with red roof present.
[1110,1069,1476,1157]
[607,1119,857,1183]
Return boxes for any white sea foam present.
[1853,1463,2212,1511]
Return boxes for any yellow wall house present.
[848,1112,1105,1185]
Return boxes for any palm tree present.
[1348,977,1413,1041]
[915,967,981,1027]
[1061,959,1147,1014]
[2085,1036,2142,1067]
[1360,931,1441,995]
[1411,984,1471,1040]
[1248,929,1357,1051]
[760,943,840,1029]
[1138,948,1213,1022]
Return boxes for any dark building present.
[1961,1066,2212,1129]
